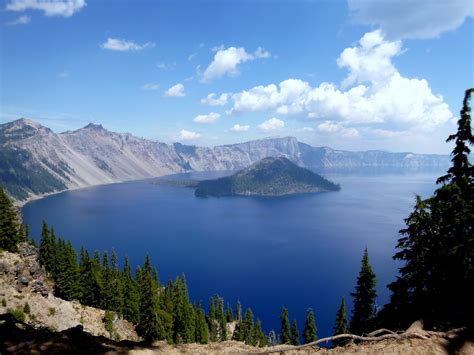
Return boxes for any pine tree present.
[290,319,300,345]
[225,302,233,322]
[193,303,209,344]
[254,318,267,347]
[333,297,349,347]
[303,308,317,344]
[0,187,20,252]
[215,295,227,341]
[350,248,377,335]
[172,275,195,343]
[232,300,243,342]
[280,307,291,344]
[108,249,124,314]
[137,255,162,342]
[385,88,474,327]
[243,308,255,345]
[122,256,140,324]
[39,221,53,270]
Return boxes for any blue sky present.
[1,0,473,153]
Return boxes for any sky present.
[0,0,473,154]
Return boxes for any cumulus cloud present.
[141,83,160,90]
[200,93,229,106]
[223,30,453,134]
[258,118,285,132]
[201,46,271,82]
[179,129,201,140]
[317,121,359,138]
[164,83,185,97]
[193,112,220,124]
[230,124,250,132]
[348,0,474,39]
[6,0,86,17]
[6,14,30,25]
[101,38,155,52]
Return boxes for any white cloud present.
[201,46,271,82]
[258,118,285,132]
[157,61,176,70]
[6,14,30,25]
[317,121,359,138]
[300,127,314,132]
[223,30,453,134]
[230,124,250,132]
[188,52,197,61]
[348,0,474,39]
[337,30,402,88]
[179,129,201,140]
[193,112,220,124]
[141,83,160,91]
[201,93,229,106]
[164,83,185,97]
[6,0,86,17]
[101,38,155,52]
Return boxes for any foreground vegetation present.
[1,89,472,347]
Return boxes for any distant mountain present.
[195,157,340,197]
[0,118,450,202]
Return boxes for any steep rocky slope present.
[0,243,138,342]
[0,118,449,202]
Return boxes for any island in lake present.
[194,156,340,197]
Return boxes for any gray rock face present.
[0,118,450,201]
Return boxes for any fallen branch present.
[264,328,431,353]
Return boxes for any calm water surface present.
[22,172,439,338]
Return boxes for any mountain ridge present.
[0,118,450,203]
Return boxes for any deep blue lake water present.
[21,171,440,339]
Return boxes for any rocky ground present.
[0,243,138,342]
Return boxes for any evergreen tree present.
[122,256,140,324]
[108,249,124,314]
[303,308,317,344]
[193,303,209,344]
[385,89,474,328]
[39,221,53,270]
[232,300,243,342]
[215,295,227,341]
[333,297,349,347]
[254,318,267,347]
[225,302,234,322]
[0,187,20,252]
[350,248,377,335]
[137,255,164,342]
[172,275,195,343]
[242,308,255,345]
[290,319,300,345]
[208,296,219,342]
[280,307,291,344]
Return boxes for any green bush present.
[23,302,31,314]
[1,298,6,307]
[7,308,26,322]
[104,310,115,334]
[48,307,56,316]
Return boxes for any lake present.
[21,171,440,339]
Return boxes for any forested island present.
[194,157,340,197]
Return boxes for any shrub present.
[23,302,31,314]
[1,298,6,307]
[48,307,56,316]
[104,310,115,334]
[7,308,26,322]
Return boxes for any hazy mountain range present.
[0,118,449,202]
